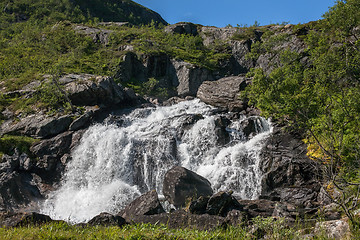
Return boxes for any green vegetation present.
[0,217,350,240]
[0,135,38,159]
[244,0,360,223]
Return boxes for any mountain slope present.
[0,0,167,25]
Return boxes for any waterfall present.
[41,99,272,223]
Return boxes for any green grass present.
[2,218,358,240]
[0,135,39,160]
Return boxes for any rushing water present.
[41,99,272,223]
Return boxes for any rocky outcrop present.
[163,166,213,208]
[61,74,129,107]
[259,127,321,207]
[120,190,165,221]
[197,75,249,111]
[74,25,114,45]
[165,22,198,36]
[314,219,351,240]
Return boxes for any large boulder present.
[61,74,127,107]
[163,166,213,208]
[120,190,165,221]
[197,75,248,111]
[206,191,243,217]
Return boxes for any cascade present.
[41,99,272,223]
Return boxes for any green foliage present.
[245,0,360,223]
[0,135,38,159]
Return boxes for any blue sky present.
[133,0,337,27]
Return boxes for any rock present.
[0,114,72,139]
[237,199,277,219]
[206,191,243,216]
[0,212,54,227]
[74,25,113,45]
[129,210,225,231]
[163,166,213,208]
[225,209,246,226]
[197,76,248,111]
[87,212,126,227]
[171,60,214,97]
[69,111,93,131]
[314,219,351,240]
[35,115,73,139]
[0,172,43,211]
[120,190,165,221]
[62,74,127,107]
[259,128,321,205]
[187,196,210,214]
[318,203,342,221]
[165,22,198,36]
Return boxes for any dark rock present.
[237,199,277,219]
[129,210,225,231]
[69,111,93,131]
[87,212,126,227]
[259,128,321,206]
[188,196,210,214]
[120,190,165,221]
[165,22,198,36]
[0,114,72,139]
[206,191,243,217]
[197,76,248,111]
[35,115,73,139]
[0,211,54,227]
[0,172,43,212]
[163,166,213,208]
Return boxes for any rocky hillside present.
[0,0,360,238]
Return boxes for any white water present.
[41,99,272,223]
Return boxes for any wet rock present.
[129,210,225,231]
[120,190,165,221]
[197,75,248,111]
[87,212,126,227]
[206,191,243,217]
[163,166,213,208]
[314,219,350,240]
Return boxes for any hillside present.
[0,0,360,238]
[0,0,167,25]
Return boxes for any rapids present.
[41,99,272,223]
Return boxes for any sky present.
[133,0,337,27]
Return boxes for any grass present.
[1,217,357,240]
[0,135,39,160]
